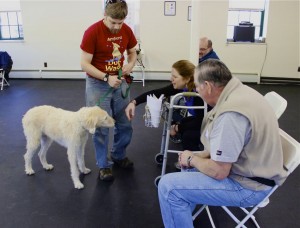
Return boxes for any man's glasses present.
[106,0,125,5]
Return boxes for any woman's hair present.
[172,60,195,92]
[195,59,232,87]
[105,0,128,19]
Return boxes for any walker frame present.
[154,92,207,186]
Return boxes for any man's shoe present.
[99,168,114,181]
[112,157,134,169]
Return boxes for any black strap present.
[248,177,276,187]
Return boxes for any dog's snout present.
[102,115,115,127]
[110,117,115,126]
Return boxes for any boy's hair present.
[105,0,128,19]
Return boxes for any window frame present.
[227,0,269,43]
[0,10,24,41]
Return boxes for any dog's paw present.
[74,182,84,189]
[25,169,35,175]
[83,168,91,175]
[43,164,54,171]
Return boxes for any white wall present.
[1,0,299,80]
[19,0,102,70]
[140,1,191,74]
[190,0,299,79]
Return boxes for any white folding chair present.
[264,91,287,119]
[133,48,145,87]
[193,128,300,228]
[0,68,10,90]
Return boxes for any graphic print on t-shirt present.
[112,42,122,61]
[105,36,124,72]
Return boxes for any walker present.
[152,92,207,187]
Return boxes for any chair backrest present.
[264,91,287,119]
[280,129,300,175]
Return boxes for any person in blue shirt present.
[199,37,219,63]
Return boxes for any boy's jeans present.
[85,76,132,168]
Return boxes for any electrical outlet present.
[44,62,47,67]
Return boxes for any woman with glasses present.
[80,0,137,181]
[125,60,211,154]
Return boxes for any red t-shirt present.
[80,20,137,75]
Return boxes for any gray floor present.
[0,79,299,228]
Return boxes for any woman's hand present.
[170,124,178,136]
[125,100,136,120]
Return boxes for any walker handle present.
[181,92,200,97]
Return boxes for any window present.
[227,0,269,42]
[0,0,23,40]
[0,11,23,40]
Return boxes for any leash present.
[96,69,133,106]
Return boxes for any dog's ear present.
[78,107,98,134]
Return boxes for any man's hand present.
[178,150,194,168]
[122,63,134,76]
[108,75,122,88]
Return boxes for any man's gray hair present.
[195,59,232,87]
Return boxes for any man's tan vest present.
[201,77,287,190]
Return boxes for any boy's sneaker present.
[170,135,182,144]
[112,157,134,169]
[99,168,114,181]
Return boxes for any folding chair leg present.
[206,206,216,228]
[222,206,247,228]
[222,206,261,228]
[236,207,260,228]
[193,205,206,220]
[0,70,9,91]
[193,205,216,228]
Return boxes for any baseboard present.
[260,77,300,85]
[10,70,300,85]
[232,72,260,84]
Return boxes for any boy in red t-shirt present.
[80,0,137,181]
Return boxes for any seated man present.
[199,37,219,63]
[158,59,288,228]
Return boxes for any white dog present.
[22,105,115,189]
